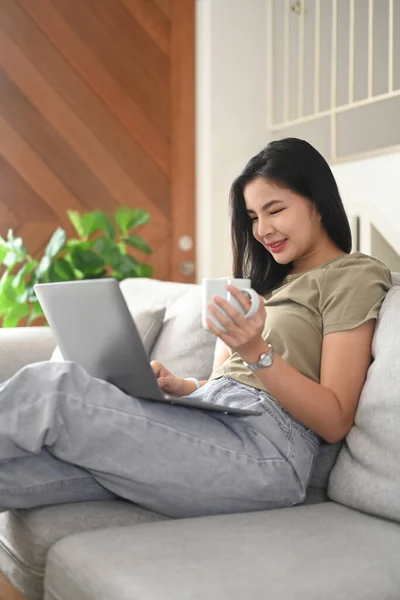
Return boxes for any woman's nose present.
[257,217,275,239]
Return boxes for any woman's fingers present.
[208,302,236,331]
[151,360,166,376]
[226,285,252,312]
[208,295,249,329]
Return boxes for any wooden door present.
[0,0,195,282]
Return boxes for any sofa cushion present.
[306,273,400,491]
[392,271,400,286]
[308,440,342,489]
[328,286,400,522]
[120,278,216,378]
[0,327,56,382]
[150,285,216,380]
[51,305,166,361]
[120,277,194,310]
[45,502,400,600]
[0,502,166,600]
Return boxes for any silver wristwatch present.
[242,344,274,371]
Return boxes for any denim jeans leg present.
[0,361,307,518]
[0,450,115,509]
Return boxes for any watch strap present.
[243,344,274,371]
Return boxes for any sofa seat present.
[45,502,400,600]
[0,501,166,600]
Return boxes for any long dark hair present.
[230,138,352,295]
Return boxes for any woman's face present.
[244,177,323,269]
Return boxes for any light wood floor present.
[0,572,26,600]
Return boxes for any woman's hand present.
[205,285,266,358]
[150,361,186,397]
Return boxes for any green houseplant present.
[0,207,153,327]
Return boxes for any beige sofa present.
[0,275,399,600]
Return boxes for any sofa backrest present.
[328,276,400,522]
[392,272,400,286]
[120,278,216,380]
[120,278,195,311]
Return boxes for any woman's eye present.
[250,216,258,222]
[270,209,284,215]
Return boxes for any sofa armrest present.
[0,327,56,381]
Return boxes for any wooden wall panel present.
[170,0,195,280]
[0,0,195,284]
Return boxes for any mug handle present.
[242,288,260,319]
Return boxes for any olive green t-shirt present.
[209,252,391,391]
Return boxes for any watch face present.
[260,352,273,367]
[243,346,274,371]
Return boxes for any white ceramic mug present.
[202,277,260,331]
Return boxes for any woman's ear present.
[309,201,322,221]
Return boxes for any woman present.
[0,138,390,518]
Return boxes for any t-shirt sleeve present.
[319,257,392,335]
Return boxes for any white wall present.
[195,0,269,281]
[195,0,400,280]
[332,150,400,267]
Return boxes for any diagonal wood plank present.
[148,237,172,281]
[0,204,18,235]
[89,0,169,92]
[0,27,167,227]
[19,0,170,176]
[0,69,117,213]
[0,0,170,213]
[17,220,60,258]
[0,0,195,288]
[51,0,170,137]
[0,157,53,223]
[0,115,84,225]
[153,0,171,20]
[119,0,170,56]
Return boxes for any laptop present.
[34,279,262,416]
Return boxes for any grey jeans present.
[0,361,320,518]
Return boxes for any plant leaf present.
[131,209,150,229]
[115,207,135,235]
[136,263,153,278]
[93,238,122,268]
[117,241,127,255]
[49,258,76,282]
[71,248,105,274]
[13,261,37,292]
[82,211,116,240]
[66,239,82,249]
[124,235,152,255]
[67,210,85,238]
[116,207,150,234]
[3,236,28,266]
[0,271,17,303]
[112,254,140,278]
[9,236,24,252]
[92,237,113,256]
[16,290,29,304]
[0,292,14,316]
[45,228,66,259]
[82,269,108,280]
[2,302,30,328]
[67,239,92,252]
[36,255,51,278]
[3,251,18,268]
[0,246,8,264]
